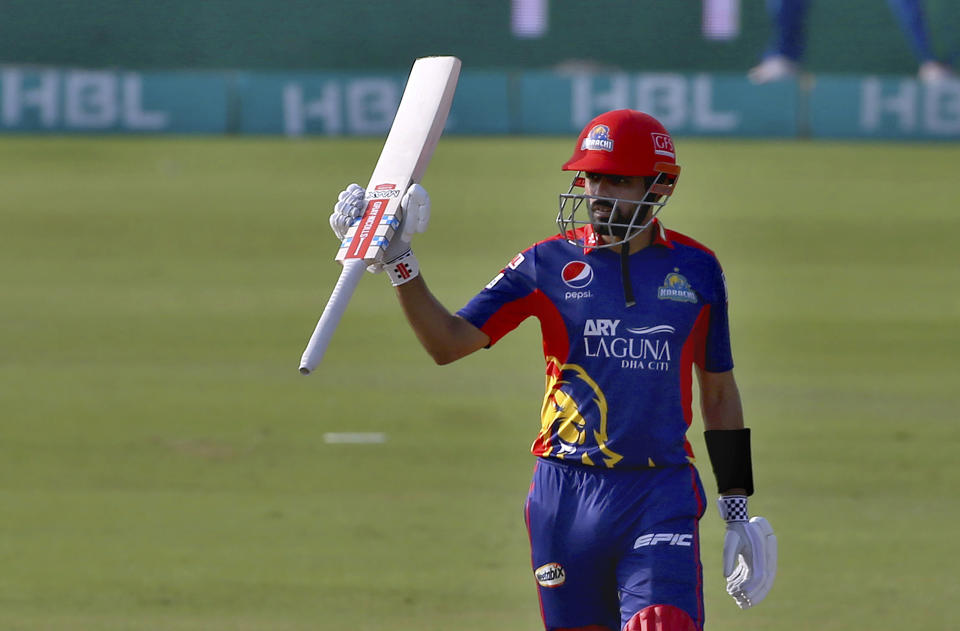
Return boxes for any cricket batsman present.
[329,109,777,630]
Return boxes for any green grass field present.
[1,135,958,630]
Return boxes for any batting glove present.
[718,496,778,609]
[329,183,365,241]
[375,183,431,285]
[328,183,430,285]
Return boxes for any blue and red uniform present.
[456,220,733,630]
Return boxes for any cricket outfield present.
[0,136,957,630]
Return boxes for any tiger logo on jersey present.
[535,357,623,467]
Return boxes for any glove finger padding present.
[338,183,365,205]
[400,183,431,241]
[721,526,745,578]
[330,183,366,241]
[725,517,777,609]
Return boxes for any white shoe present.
[748,55,799,84]
[918,61,955,83]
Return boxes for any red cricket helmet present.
[562,109,680,177]
[557,110,682,249]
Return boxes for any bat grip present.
[299,259,367,374]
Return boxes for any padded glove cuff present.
[384,250,419,286]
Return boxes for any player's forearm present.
[699,369,752,496]
[395,275,490,365]
[703,394,748,495]
[699,369,744,431]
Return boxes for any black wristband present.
[704,428,754,496]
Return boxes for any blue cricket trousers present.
[525,458,707,630]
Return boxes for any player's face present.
[583,173,649,240]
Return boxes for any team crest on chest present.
[657,269,698,303]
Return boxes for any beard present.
[589,200,649,240]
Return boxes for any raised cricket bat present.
[299,56,461,374]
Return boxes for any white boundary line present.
[323,432,387,444]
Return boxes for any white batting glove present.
[373,183,431,285]
[329,183,365,241]
[718,496,777,609]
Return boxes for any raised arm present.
[329,182,489,366]
[395,276,490,365]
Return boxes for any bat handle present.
[299,259,367,374]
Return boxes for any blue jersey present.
[457,220,733,469]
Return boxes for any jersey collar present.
[652,219,674,249]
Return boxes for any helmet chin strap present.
[615,207,651,309]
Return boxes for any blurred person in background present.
[328,110,777,631]
[750,0,955,83]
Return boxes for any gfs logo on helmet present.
[561,261,594,289]
[651,133,675,158]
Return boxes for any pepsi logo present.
[561,261,594,289]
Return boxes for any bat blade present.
[299,56,461,374]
